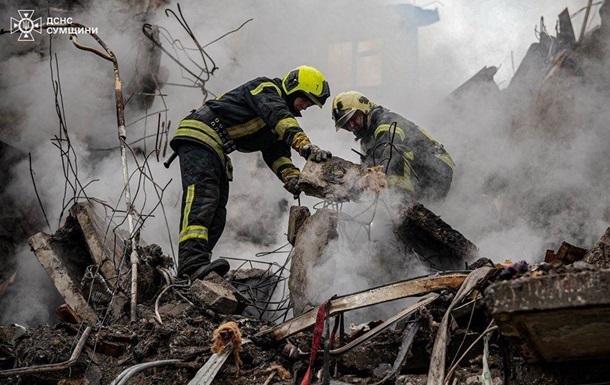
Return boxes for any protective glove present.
[299,144,332,163]
[283,174,301,197]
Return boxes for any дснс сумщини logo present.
[10,10,42,41]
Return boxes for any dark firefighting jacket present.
[170,77,312,182]
[360,105,455,200]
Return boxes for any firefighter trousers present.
[176,141,229,277]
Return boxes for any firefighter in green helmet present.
[332,91,454,203]
[170,65,332,281]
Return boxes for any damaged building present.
[2,1,610,385]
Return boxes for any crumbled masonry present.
[3,197,610,384]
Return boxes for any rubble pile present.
[1,195,610,385]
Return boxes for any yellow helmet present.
[332,91,373,131]
[282,65,330,108]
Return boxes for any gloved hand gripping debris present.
[299,144,332,162]
[283,174,301,196]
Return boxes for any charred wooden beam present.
[396,202,479,271]
[55,304,83,324]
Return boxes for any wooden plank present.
[260,272,468,340]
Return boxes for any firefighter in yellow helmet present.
[332,91,454,202]
[169,65,332,281]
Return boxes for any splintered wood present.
[298,157,386,202]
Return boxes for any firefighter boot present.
[189,258,231,281]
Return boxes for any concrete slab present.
[289,209,339,315]
[28,232,98,324]
[485,269,610,362]
[189,278,238,314]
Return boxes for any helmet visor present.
[333,109,357,131]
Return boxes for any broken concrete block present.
[189,277,238,314]
[28,230,98,324]
[69,202,127,289]
[396,203,478,271]
[107,293,129,323]
[485,269,610,362]
[287,205,310,246]
[583,227,610,268]
[289,209,338,315]
[448,66,500,102]
[298,157,386,202]
[205,272,250,314]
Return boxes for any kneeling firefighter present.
[332,91,454,203]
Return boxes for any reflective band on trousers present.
[179,225,209,243]
[179,184,209,243]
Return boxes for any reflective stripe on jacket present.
[171,77,304,181]
[360,106,455,198]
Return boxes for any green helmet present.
[282,65,330,108]
[332,91,373,132]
